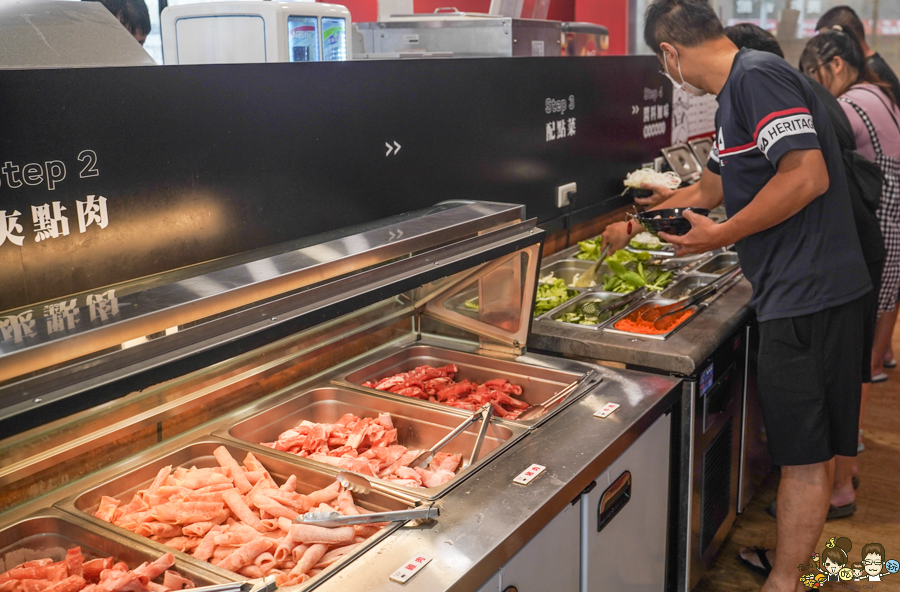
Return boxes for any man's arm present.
[649,170,723,210]
[659,149,829,254]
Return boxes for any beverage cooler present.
[161,2,351,64]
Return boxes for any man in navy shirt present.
[644,2,872,591]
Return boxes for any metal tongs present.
[186,576,276,592]
[296,505,440,528]
[410,403,493,469]
[518,369,599,421]
[574,244,611,288]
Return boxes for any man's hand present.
[658,210,727,256]
[634,182,676,207]
[602,220,641,253]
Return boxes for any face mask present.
[662,47,708,97]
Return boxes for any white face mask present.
[662,46,708,97]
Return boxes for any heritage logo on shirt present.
[755,109,816,158]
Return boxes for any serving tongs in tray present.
[296,506,440,528]
[188,577,277,592]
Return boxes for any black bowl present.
[623,186,655,200]
[636,207,710,236]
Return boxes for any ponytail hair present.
[799,27,897,105]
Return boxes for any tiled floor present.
[695,330,900,591]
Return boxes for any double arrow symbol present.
[385,141,402,156]
[388,229,404,241]
[631,105,640,115]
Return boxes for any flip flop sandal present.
[827,502,857,519]
[885,359,898,368]
[767,501,856,520]
[737,547,773,577]
[872,372,889,383]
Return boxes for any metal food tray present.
[0,508,225,585]
[545,291,641,330]
[655,275,716,301]
[603,299,699,341]
[336,344,587,428]
[538,259,608,288]
[694,252,740,275]
[55,438,412,591]
[217,386,528,501]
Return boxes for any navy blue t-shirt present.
[708,48,871,322]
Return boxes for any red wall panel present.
[325,0,576,25]
[575,0,628,54]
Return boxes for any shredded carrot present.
[613,306,694,335]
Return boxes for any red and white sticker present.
[594,402,620,418]
[389,553,432,584]
[513,463,546,485]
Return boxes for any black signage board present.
[0,56,670,312]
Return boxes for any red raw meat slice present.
[436,381,474,402]
[436,364,458,377]
[428,452,462,473]
[372,374,410,391]
[82,559,113,582]
[445,400,478,411]
[336,414,357,426]
[483,378,523,395]
[375,413,393,429]
[489,401,510,418]
[64,549,83,578]
[392,467,422,486]
[393,386,427,399]
[422,377,452,395]
[491,391,528,410]
[345,418,370,449]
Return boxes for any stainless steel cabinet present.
[476,498,582,592]
[582,413,671,592]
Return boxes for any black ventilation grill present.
[700,421,732,554]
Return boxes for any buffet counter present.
[529,246,755,375]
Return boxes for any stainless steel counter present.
[529,249,754,375]
[303,364,681,592]
[0,362,679,592]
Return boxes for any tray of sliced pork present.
[0,508,225,592]
[214,386,528,501]
[54,438,414,592]
[335,344,593,428]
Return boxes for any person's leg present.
[872,305,899,378]
[832,455,855,507]
[762,460,832,592]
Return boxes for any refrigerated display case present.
[160,2,351,64]
[0,200,681,592]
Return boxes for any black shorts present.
[864,258,884,383]
[757,295,866,466]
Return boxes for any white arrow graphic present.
[631,105,640,115]
[388,229,404,241]
[385,141,403,156]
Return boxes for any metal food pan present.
[56,438,410,590]
[218,387,527,501]
[695,252,740,275]
[448,284,587,319]
[603,299,700,341]
[538,259,603,287]
[543,291,640,330]
[655,275,715,301]
[0,509,224,585]
[338,344,583,427]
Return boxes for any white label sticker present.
[513,463,546,485]
[594,403,620,418]
[389,553,432,584]
[402,34,420,44]
[531,40,545,56]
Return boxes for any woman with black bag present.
[802,30,900,394]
